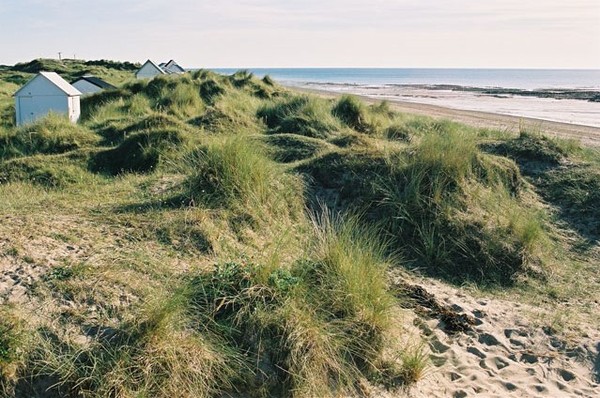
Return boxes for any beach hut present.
[136,59,166,79]
[159,60,185,74]
[14,71,81,126]
[72,75,116,95]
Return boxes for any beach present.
[293,84,600,146]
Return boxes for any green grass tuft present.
[1,114,100,159]
[185,212,394,396]
[258,95,342,138]
[91,128,186,175]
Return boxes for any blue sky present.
[0,0,598,68]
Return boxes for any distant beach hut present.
[136,59,166,79]
[14,71,81,126]
[159,60,185,74]
[72,75,116,95]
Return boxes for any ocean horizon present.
[209,68,600,91]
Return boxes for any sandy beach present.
[294,85,600,147]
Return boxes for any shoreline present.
[292,85,600,147]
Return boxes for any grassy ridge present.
[0,60,598,397]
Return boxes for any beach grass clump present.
[386,117,457,142]
[262,133,331,163]
[262,75,276,86]
[0,101,15,128]
[300,129,541,284]
[0,153,98,188]
[194,90,263,133]
[535,164,600,238]
[123,93,152,116]
[332,95,370,132]
[186,213,396,396]
[184,138,302,215]
[21,299,242,398]
[493,131,568,166]
[297,149,389,209]
[80,88,132,121]
[378,130,545,283]
[258,95,342,139]
[384,124,412,142]
[228,70,254,88]
[199,78,227,104]
[226,70,279,99]
[91,128,186,175]
[0,313,24,391]
[156,81,204,118]
[1,114,100,159]
[94,112,191,146]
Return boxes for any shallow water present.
[210,68,600,127]
[303,83,600,128]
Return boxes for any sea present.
[211,68,600,90]
[210,68,600,127]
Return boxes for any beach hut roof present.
[74,75,116,90]
[137,59,166,75]
[15,71,81,97]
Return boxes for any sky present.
[0,0,599,68]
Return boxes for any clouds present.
[0,0,598,67]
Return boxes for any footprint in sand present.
[504,328,529,338]
[509,338,526,348]
[502,381,518,391]
[430,354,447,367]
[478,333,501,346]
[558,368,577,382]
[531,384,548,393]
[429,338,451,354]
[493,356,510,370]
[520,353,539,364]
[467,346,486,359]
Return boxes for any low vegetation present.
[0,59,598,397]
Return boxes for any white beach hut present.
[14,71,81,126]
[72,75,116,96]
[159,60,185,74]
[135,59,166,79]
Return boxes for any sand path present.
[382,277,600,398]
[294,87,600,147]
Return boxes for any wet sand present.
[293,86,600,147]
